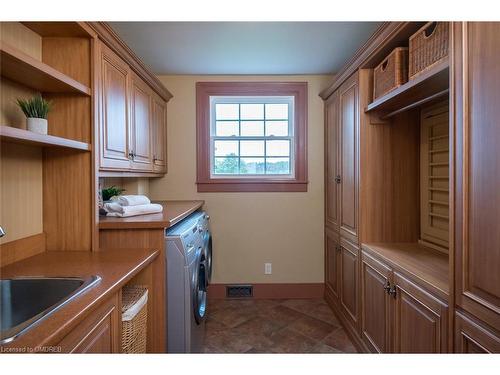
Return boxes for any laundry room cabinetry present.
[99,42,132,170]
[361,245,449,353]
[325,91,340,232]
[324,72,360,243]
[338,73,360,245]
[94,25,171,176]
[325,228,340,299]
[324,70,361,348]
[151,92,168,173]
[128,71,154,171]
[452,21,500,344]
[57,293,120,353]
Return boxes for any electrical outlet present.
[265,263,272,275]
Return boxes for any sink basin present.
[0,276,101,344]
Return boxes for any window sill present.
[196,179,308,192]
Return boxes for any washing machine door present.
[192,247,207,324]
[203,232,213,283]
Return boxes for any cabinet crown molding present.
[88,22,173,102]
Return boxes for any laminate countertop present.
[98,200,205,230]
[0,248,158,351]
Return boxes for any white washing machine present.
[165,211,211,353]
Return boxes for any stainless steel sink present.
[0,276,101,344]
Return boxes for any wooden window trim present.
[196,81,308,192]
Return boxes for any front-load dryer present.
[165,212,207,353]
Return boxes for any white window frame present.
[209,95,295,179]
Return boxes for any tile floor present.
[203,298,358,353]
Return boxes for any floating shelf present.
[0,126,91,151]
[0,42,91,96]
[365,58,449,118]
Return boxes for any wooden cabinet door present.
[361,251,392,353]
[455,311,500,353]
[393,272,448,353]
[325,91,340,231]
[58,294,120,353]
[338,73,359,244]
[152,93,167,173]
[339,238,359,329]
[453,22,500,331]
[325,228,340,300]
[129,72,153,171]
[99,42,131,170]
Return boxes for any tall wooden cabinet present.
[338,74,359,245]
[325,92,340,232]
[323,21,500,353]
[324,71,361,343]
[453,21,500,349]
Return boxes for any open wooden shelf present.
[0,126,91,151]
[365,57,449,118]
[362,242,449,299]
[21,22,94,38]
[0,42,91,96]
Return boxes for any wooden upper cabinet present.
[453,22,500,330]
[325,91,340,231]
[129,72,153,171]
[99,42,131,170]
[361,252,392,353]
[97,40,169,175]
[152,93,168,173]
[338,73,359,244]
[393,272,448,353]
[325,228,340,299]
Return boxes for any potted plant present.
[16,93,52,135]
[102,185,126,202]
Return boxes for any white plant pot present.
[27,118,48,135]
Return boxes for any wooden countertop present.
[98,200,204,229]
[361,242,449,300]
[0,248,158,350]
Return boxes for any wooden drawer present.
[57,293,120,353]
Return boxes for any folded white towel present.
[113,195,151,206]
[104,203,163,218]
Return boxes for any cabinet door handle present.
[383,281,391,293]
[335,175,341,184]
[128,151,135,160]
[388,285,397,298]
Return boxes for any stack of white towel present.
[103,195,163,218]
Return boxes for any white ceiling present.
[109,22,381,75]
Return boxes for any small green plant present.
[102,186,126,201]
[16,93,52,119]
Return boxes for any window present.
[196,82,308,192]
[211,97,294,177]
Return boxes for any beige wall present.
[150,75,331,284]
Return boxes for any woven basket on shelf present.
[373,47,409,100]
[121,286,148,354]
[409,22,449,79]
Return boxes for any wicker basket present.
[121,286,148,353]
[373,47,408,100]
[409,22,449,79]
